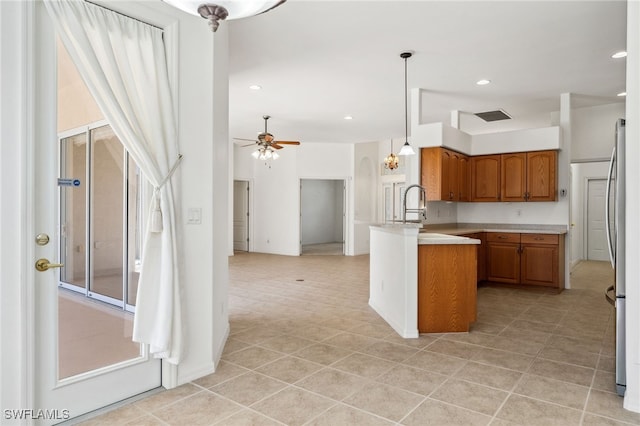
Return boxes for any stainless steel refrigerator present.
[605,118,626,397]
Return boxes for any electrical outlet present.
[516,209,522,217]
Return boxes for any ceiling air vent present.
[474,109,512,122]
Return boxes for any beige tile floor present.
[82,255,640,425]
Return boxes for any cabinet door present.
[421,148,444,201]
[527,150,557,201]
[442,149,456,201]
[470,155,501,202]
[458,155,470,202]
[521,244,558,287]
[486,242,520,284]
[501,153,527,202]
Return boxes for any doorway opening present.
[586,178,610,261]
[300,179,345,255]
[233,180,250,252]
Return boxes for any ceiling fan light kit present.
[398,51,416,156]
[234,115,300,163]
[163,0,287,32]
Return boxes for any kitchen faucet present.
[403,184,428,223]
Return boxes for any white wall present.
[624,0,640,413]
[354,141,378,255]
[572,102,625,161]
[369,226,419,338]
[234,142,354,256]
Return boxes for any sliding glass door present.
[59,122,143,312]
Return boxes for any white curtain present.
[45,0,183,363]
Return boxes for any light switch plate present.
[187,207,202,224]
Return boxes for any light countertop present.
[419,223,568,235]
[417,233,481,245]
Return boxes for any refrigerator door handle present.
[605,147,616,268]
[605,284,616,307]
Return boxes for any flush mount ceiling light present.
[344,115,353,120]
[618,92,627,97]
[398,52,415,156]
[162,0,286,31]
[612,51,627,59]
[476,79,491,85]
[384,139,399,170]
[249,84,262,90]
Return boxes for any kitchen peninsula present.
[369,223,568,339]
[369,224,480,338]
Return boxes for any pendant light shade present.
[163,0,286,31]
[398,51,415,156]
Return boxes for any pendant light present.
[162,0,286,32]
[384,139,399,170]
[398,52,416,156]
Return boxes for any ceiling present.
[226,0,627,145]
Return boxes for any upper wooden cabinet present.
[501,150,557,202]
[421,147,469,201]
[501,153,527,202]
[526,150,557,201]
[470,155,501,202]
[422,148,557,203]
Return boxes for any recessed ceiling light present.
[612,51,627,59]
[476,79,491,86]
[344,115,353,120]
[249,85,262,90]
[617,92,627,97]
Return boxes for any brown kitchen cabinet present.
[485,232,521,284]
[501,150,557,202]
[521,233,564,288]
[470,155,501,202]
[418,244,477,333]
[421,147,469,201]
[526,150,557,201]
[461,232,486,282]
[485,232,564,290]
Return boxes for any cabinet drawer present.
[486,232,520,243]
[521,233,559,245]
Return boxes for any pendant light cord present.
[404,55,408,144]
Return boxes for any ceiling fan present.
[235,115,300,160]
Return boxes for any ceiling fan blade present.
[274,140,301,145]
[241,143,257,147]
[233,137,257,142]
[270,143,284,149]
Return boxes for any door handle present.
[35,258,64,272]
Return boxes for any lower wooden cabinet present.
[520,233,564,288]
[461,232,486,282]
[418,244,477,333]
[485,232,521,284]
[485,232,564,290]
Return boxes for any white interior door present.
[32,3,160,423]
[587,179,609,261]
[233,180,249,251]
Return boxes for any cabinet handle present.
[498,235,508,239]
[534,237,544,241]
